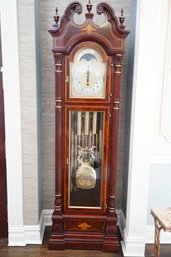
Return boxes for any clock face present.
[70,48,106,98]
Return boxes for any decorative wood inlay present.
[54,53,63,56]
[55,63,62,73]
[64,219,105,233]
[82,25,96,33]
[109,207,115,213]
[108,194,116,215]
[55,194,62,197]
[54,193,62,213]
[55,205,62,211]
[113,100,120,110]
[55,53,63,73]
[56,98,62,109]
[77,223,92,231]
[109,195,116,199]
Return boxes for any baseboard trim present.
[117,210,145,257]
[24,225,42,244]
[9,209,171,247]
[8,227,26,246]
[8,210,53,246]
[121,235,145,257]
[42,209,53,226]
[116,209,126,239]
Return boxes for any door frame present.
[0,0,24,246]
[0,21,7,239]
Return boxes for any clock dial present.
[70,48,106,98]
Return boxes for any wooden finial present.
[119,8,125,29]
[53,7,60,27]
[87,0,93,13]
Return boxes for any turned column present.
[107,53,123,215]
[54,52,63,214]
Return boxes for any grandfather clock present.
[48,1,130,252]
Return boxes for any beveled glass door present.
[64,106,110,212]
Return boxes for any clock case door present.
[64,105,110,213]
[48,1,130,252]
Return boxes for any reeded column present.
[108,53,123,215]
[54,52,63,214]
[49,52,65,250]
[103,54,123,252]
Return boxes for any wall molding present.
[118,210,145,257]
[41,209,53,227]
[0,0,24,246]
[121,234,145,257]
[8,227,26,246]
[150,156,171,164]
[8,210,51,246]
[160,1,171,143]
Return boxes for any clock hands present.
[86,64,90,86]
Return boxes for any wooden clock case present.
[48,1,130,252]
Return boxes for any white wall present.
[121,0,168,256]
[145,0,171,244]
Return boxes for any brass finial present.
[119,8,125,29]
[87,0,93,13]
[53,7,60,27]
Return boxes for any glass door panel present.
[69,111,104,208]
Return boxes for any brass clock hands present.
[86,64,90,86]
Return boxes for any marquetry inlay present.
[77,223,92,231]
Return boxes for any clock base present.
[48,213,120,252]
[48,232,120,252]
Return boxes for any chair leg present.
[151,217,162,257]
